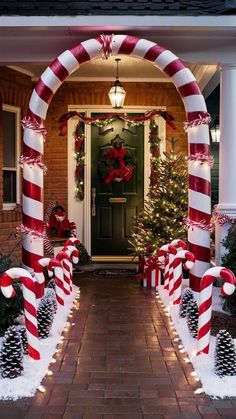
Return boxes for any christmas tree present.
[130,137,188,257]
[0,325,23,379]
[186,300,199,338]
[179,288,195,318]
[215,330,236,377]
[221,224,236,314]
[37,294,55,339]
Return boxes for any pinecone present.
[186,300,198,338]
[47,277,56,291]
[179,288,194,318]
[44,287,57,314]
[15,325,28,354]
[215,330,236,377]
[37,295,55,339]
[0,325,23,379]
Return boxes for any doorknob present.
[92,187,96,217]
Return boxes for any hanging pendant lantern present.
[108,58,126,109]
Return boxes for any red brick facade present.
[0,67,187,265]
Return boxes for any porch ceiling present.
[1,22,235,96]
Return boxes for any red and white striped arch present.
[22,34,211,292]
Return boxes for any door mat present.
[93,269,136,277]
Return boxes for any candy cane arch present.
[172,250,195,305]
[197,266,236,355]
[22,34,211,285]
[0,268,40,360]
[48,258,64,306]
[34,257,53,300]
[158,244,177,294]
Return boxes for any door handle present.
[92,187,96,217]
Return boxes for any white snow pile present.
[157,284,236,399]
[0,285,79,400]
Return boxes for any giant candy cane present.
[172,250,195,305]
[22,34,211,285]
[63,245,79,292]
[0,268,40,360]
[197,267,236,355]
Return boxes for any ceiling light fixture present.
[108,58,126,109]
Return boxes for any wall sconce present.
[210,118,220,143]
[108,58,126,109]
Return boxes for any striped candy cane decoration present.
[165,239,188,292]
[23,34,210,283]
[197,266,236,355]
[56,251,72,295]
[48,259,64,306]
[64,237,80,247]
[158,245,177,295]
[0,268,40,360]
[63,245,79,291]
[172,250,195,305]
[34,257,53,300]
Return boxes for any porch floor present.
[1,272,236,418]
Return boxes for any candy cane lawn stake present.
[64,237,80,247]
[167,240,188,292]
[158,244,177,293]
[197,266,236,355]
[56,251,72,295]
[172,250,195,305]
[48,258,64,306]
[34,257,53,300]
[63,245,79,291]
[0,268,40,360]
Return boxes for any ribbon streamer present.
[100,34,114,59]
[21,117,47,137]
[19,155,48,174]
[186,153,214,168]
[16,224,44,238]
[183,217,212,231]
[183,113,211,131]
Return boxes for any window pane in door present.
[3,170,16,203]
[3,110,16,167]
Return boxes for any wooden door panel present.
[91,113,144,255]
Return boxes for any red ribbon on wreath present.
[101,145,134,184]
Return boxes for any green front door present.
[91,114,144,256]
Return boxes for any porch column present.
[215,64,236,265]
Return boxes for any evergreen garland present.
[215,330,236,377]
[221,224,236,314]
[37,294,55,339]
[0,281,24,335]
[0,325,23,379]
[15,325,28,355]
[179,288,195,318]
[186,300,199,338]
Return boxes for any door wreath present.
[98,139,136,184]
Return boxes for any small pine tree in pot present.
[221,224,236,314]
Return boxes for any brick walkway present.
[1,273,236,418]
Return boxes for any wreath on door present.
[98,139,136,184]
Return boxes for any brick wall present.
[0,67,187,265]
[46,81,187,213]
[0,67,32,265]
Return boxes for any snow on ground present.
[0,285,79,401]
[157,282,236,398]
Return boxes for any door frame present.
[68,105,166,256]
